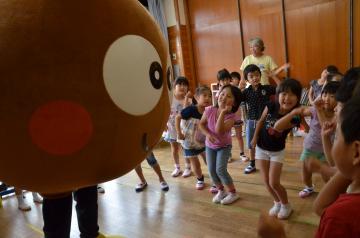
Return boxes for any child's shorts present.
[246,120,257,149]
[183,147,205,158]
[255,146,285,163]
[300,149,326,162]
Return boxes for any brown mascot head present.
[0,0,171,194]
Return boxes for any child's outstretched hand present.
[250,137,257,149]
[258,212,286,238]
[291,106,305,116]
[322,121,336,137]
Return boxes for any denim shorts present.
[246,120,257,149]
[183,147,205,158]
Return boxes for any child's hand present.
[185,91,193,99]
[208,134,217,144]
[314,97,324,109]
[220,105,232,114]
[322,121,336,137]
[177,133,185,140]
[258,212,286,238]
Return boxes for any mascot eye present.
[166,56,173,104]
[103,35,163,115]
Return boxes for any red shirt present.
[316,193,360,238]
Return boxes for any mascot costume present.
[0,0,171,237]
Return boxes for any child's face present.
[321,92,337,111]
[218,87,234,108]
[196,91,212,107]
[278,90,298,112]
[332,119,354,178]
[246,71,261,87]
[219,78,231,87]
[174,83,188,97]
[230,77,240,87]
[320,69,328,80]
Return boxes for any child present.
[252,78,303,219]
[134,152,169,192]
[280,82,340,198]
[199,85,243,205]
[315,96,360,237]
[230,71,248,162]
[308,65,339,105]
[14,188,43,211]
[175,86,212,190]
[163,76,192,177]
[241,64,278,174]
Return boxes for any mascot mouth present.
[141,133,150,153]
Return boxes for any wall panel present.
[285,0,349,86]
[240,0,286,82]
[354,0,360,67]
[187,0,243,86]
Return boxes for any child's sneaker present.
[268,201,281,216]
[32,192,43,203]
[240,153,249,162]
[97,186,105,194]
[277,204,293,219]
[196,180,205,190]
[171,167,182,177]
[220,192,239,205]
[299,187,314,198]
[182,167,192,178]
[135,182,148,192]
[160,181,169,192]
[212,190,227,203]
[244,164,256,174]
[209,185,218,194]
[17,195,31,211]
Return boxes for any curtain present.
[147,0,169,41]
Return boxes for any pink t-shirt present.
[204,106,235,149]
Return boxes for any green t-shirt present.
[240,54,278,85]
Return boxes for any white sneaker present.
[32,192,43,203]
[212,190,227,203]
[17,195,31,211]
[171,167,182,177]
[160,181,169,192]
[221,192,240,205]
[182,167,192,177]
[278,204,293,219]
[268,201,281,216]
[196,180,205,190]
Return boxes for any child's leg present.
[215,146,239,204]
[170,142,182,177]
[146,152,166,183]
[307,158,337,181]
[235,126,245,155]
[302,160,313,188]
[245,120,257,174]
[189,156,202,179]
[200,151,207,165]
[258,160,280,202]
[269,159,292,219]
[205,147,221,186]
[134,164,146,184]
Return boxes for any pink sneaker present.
[209,185,218,194]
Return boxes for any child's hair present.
[276,78,302,107]
[249,37,265,51]
[336,67,360,103]
[243,64,261,81]
[192,85,211,105]
[321,81,341,95]
[325,65,339,74]
[174,76,189,87]
[195,85,211,96]
[216,85,243,113]
[217,68,231,82]
[230,71,241,80]
[340,95,360,144]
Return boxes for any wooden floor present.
[0,135,322,238]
